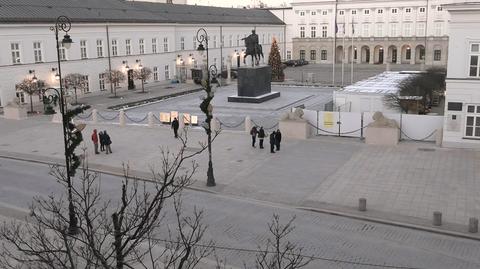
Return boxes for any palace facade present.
[289,0,466,66]
[0,0,285,107]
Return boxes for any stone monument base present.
[365,127,399,146]
[228,91,280,103]
[279,120,310,140]
[4,106,27,120]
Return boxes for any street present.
[1,158,479,269]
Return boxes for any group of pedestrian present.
[91,129,112,155]
[250,126,282,153]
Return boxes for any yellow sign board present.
[324,112,334,128]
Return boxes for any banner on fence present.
[324,112,334,128]
[183,113,191,125]
[170,111,178,121]
[160,112,171,123]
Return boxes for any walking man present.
[171,117,179,138]
[91,129,99,154]
[104,130,112,154]
[258,127,265,149]
[250,126,258,148]
[275,129,282,151]
[269,130,276,153]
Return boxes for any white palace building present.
[0,0,285,107]
[289,0,470,66]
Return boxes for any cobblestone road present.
[1,158,479,269]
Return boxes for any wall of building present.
[289,0,464,65]
[442,3,480,148]
[0,23,283,107]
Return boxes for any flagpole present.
[332,0,338,86]
[351,17,354,84]
[341,27,345,87]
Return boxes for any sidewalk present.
[0,116,479,238]
[23,81,203,114]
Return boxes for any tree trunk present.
[29,95,33,113]
[112,213,123,269]
[141,80,144,93]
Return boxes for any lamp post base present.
[206,161,215,187]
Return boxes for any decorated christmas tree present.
[268,38,284,82]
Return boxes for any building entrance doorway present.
[127,69,135,90]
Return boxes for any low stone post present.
[469,217,478,233]
[119,110,126,127]
[92,109,98,123]
[433,211,442,226]
[148,112,154,128]
[436,128,443,146]
[245,116,252,133]
[179,113,185,130]
[227,59,232,83]
[358,198,367,212]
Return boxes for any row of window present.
[299,22,442,38]
[9,32,281,65]
[297,48,441,62]
[299,6,442,16]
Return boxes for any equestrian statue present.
[242,29,263,66]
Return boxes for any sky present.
[187,0,289,8]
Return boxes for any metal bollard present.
[433,211,442,226]
[358,198,367,212]
[469,217,478,233]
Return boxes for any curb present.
[1,153,480,241]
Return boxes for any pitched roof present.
[0,0,285,25]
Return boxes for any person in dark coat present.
[104,130,112,154]
[171,117,179,138]
[91,129,99,154]
[258,127,265,149]
[99,131,105,152]
[250,126,258,148]
[269,131,276,153]
[275,129,282,151]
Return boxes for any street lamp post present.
[196,28,218,187]
[50,16,78,235]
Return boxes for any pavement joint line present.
[2,153,480,241]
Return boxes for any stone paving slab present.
[0,116,479,235]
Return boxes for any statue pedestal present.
[365,127,399,146]
[228,65,280,103]
[4,105,27,120]
[279,120,310,140]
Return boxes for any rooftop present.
[338,71,420,95]
[0,0,284,25]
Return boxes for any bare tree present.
[105,70,126,97]
[384,67,446,114]
[254,214,312,269]
[133,67,152,93]
[0,129,220,269]
[15,78,47,113]
[63,73,88,105]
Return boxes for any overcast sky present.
[188,0,289,8]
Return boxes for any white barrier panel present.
[338,112,362,137]
[160,112,171,123]
[317,111,339,136]
[401,114,444,141]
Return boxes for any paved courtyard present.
[0,114,479,237]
